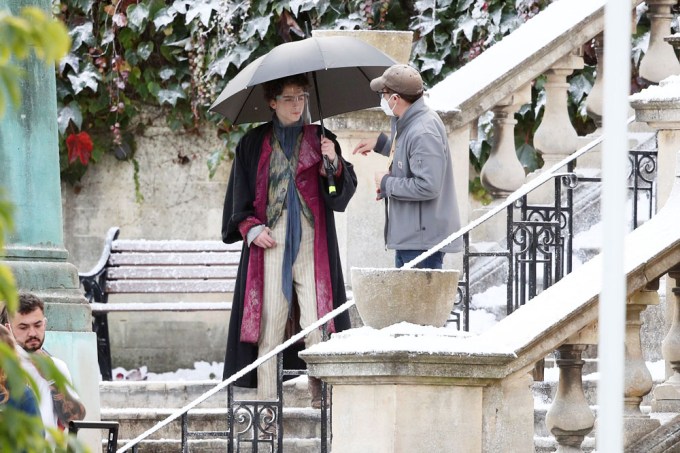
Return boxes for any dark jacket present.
[221,122,356,386]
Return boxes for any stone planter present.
[350,267,460,328]
[312,29,413,64]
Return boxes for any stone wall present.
[61,111,232,372]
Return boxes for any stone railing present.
[301,145,680,451]
[301,2,680,452]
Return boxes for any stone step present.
[101,406,324,441]
[110,437,321,453]
[99,375,314,409]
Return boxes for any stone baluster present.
[534,52,584,167]
[480,83,531,197]
[584,34,604,128]
[528,51,585,204]
[652,265,680,413]
[545,344,595,452]
[623,282,661,446]
[639,0,680,83]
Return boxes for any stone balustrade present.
[302,146,680,451]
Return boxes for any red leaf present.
[66,132,93,165]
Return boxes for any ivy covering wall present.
[55,0,661,188]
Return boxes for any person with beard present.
[1,293,86,434]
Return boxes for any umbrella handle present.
[312,70,336,196]
[323,155,337,197]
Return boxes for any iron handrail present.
[117,117,635,452]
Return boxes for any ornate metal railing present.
[453,138,657,332]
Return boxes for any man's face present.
[6,309,46,352]
[269,84,308,126]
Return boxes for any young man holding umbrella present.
[221,74,356,407]
[353,64,462,268]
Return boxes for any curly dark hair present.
[263,74,310,102]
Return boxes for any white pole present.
[598,0,632,451]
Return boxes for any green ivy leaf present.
[184,0,219,27]
[243,14,272,41]
[147,80,161,96]
[70,22,94,51]
[57,102,82,134]
[127,3,150,32]
[153,6,177,30]
[158,87,186,107]
[568,73,592,104]
[137,41,154,61]
[516,142,539,173]
[159,67,175,81]
[207,147,225,179]
[67,62,100,94]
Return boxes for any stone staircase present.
[97,127,664,451]
[100,377,324,452]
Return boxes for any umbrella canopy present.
[209,36,398,124]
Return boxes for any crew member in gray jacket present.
[353,64,461,269]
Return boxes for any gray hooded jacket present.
[377,97,462,253]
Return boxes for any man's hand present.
[320,137,337,161]
[374,171,388,190]
[353,137,378,156]
[252,227,276,249]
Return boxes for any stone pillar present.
[480,84,531,197]
[630,75,680,211]
[0,0,100,448]
[545,344,595,452]
[300,326,534,453]
[327,110,394,276]
[585,34,605,128]
[652,266,680,412]
[623,284,661,445]
[638,0,680,83]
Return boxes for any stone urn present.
[350,267,460,329]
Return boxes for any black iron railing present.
[452,141,657,332]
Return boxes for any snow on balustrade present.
[306,322,515,357]
[629,75,680,104]
[427,0,609,114]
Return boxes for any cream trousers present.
[258,215,321,400]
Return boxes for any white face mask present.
[380,94,396,117]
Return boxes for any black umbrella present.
[208,35,398,125]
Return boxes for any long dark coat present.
[221,122,356,387]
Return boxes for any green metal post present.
[0,0,101,448]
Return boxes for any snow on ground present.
[111,361,224,381]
